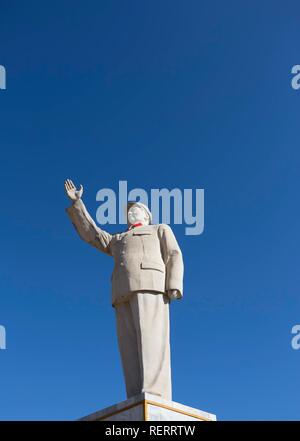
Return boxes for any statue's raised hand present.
[64,179,83,201]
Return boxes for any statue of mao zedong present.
[64,179,184,401]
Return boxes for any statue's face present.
[127,204,149,225]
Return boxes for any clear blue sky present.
[0,0,300,420]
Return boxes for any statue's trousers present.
[114,291,172,401]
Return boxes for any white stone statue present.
[64,179,184,401]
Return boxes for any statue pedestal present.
[79,393,217,421]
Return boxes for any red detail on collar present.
[128,222,143,231]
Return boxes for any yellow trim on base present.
[145,399,211,421]
[97,398,213,421]
[97,400,144,421]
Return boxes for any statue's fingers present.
[69,180,76,190]
[64,180,71,190]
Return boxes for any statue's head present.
[127,202,152,226]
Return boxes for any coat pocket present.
[140,260,165,273]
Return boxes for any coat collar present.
[125,224,153,235]
[127,222,144,231]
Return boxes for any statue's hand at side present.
[167,289,180,300]
[64,179,83,201]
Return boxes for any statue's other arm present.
[158,224,184,299]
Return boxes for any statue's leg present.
[130,291,172,401]
[114,298,142,398]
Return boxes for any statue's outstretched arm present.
[64,179,112,255]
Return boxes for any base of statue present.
[79,393,217,421]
